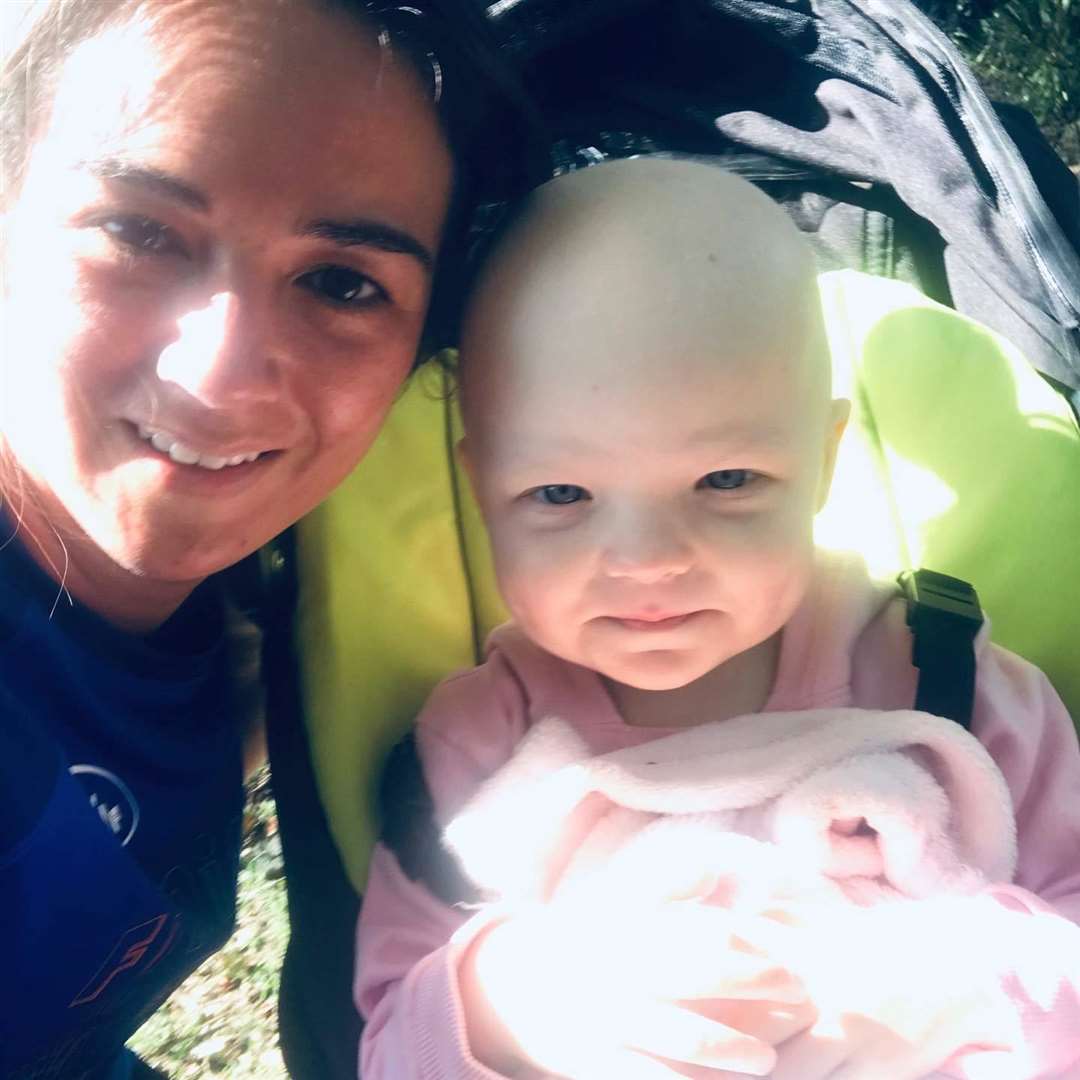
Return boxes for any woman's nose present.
[155,291,279,407]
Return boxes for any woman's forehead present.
[30,0,451,239]
[47,2,414,146]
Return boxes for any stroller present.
[251,2,1080,1076]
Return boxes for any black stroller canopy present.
[481,0,1080,405]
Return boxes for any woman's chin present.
[89,521,261,585]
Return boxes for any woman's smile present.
[122,419,282,494]
[134,422,271,470]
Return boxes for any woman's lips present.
[132,421,274,469]
[123,420,281,492]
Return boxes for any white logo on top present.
[70,764,141,847]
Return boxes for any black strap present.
[258,529,365,1080]
[379,735,483,908]
[899,568,984,730]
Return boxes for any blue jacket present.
[0,523,243,1079]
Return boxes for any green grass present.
[129,771,290,1078]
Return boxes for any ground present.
[128,769,290,1078]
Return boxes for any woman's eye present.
[531,484,589,506]
[700,469,753,491]
[296,266,386,307]
[100,215,185,256]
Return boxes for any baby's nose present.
[602,521,693,582]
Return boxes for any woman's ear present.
[816,397,851,512]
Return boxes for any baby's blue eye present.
[701,469,751,490]
[533,484,588,505]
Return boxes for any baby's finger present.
[594,825,789,910]
[768,1032,848,1080]
[640,936,805,1003]
[637,905,806,1002]
[669,953,807,1003]
[637,1060,769,1080]
[573,1049,707,1080]
[696,997,819,1045]
[828,1066,932,1080]
[727,911,808,958]
[941,1051,1019,1080]
[622,1001,778,1075]
[769,1017,929,1080]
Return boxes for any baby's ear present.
[816,398,851,512]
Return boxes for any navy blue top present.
[0,520,244,1079]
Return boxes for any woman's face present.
[1,0,452,590]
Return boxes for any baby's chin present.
[591,651,721,693]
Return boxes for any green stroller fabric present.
[293,269,1080,894]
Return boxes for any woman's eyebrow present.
[80,158,434,274]
[303,220,434,275]
[83,158,209,211]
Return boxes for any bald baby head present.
[459,158,834,442]
[457,160,850,694]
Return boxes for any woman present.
[0,2,519,1076]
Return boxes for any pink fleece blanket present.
[445,708,1018,911]
[440,711,1080,1079]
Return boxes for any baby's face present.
[461,161,847,692]
[466,346,844,691]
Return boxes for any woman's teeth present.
[137,424,262,470]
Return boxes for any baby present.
[356,159,1080,1080]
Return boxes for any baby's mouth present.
[613,612,697,631]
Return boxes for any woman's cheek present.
[317,358,413,447]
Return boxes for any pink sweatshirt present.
[355,553,1080,1078]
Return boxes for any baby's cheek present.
[720,524,815,624]
[725,504,815,564]
[494,542,564,619]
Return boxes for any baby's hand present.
[762,893,1080,1080]
[457,835,812,1079]
[461,899,810,1079]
